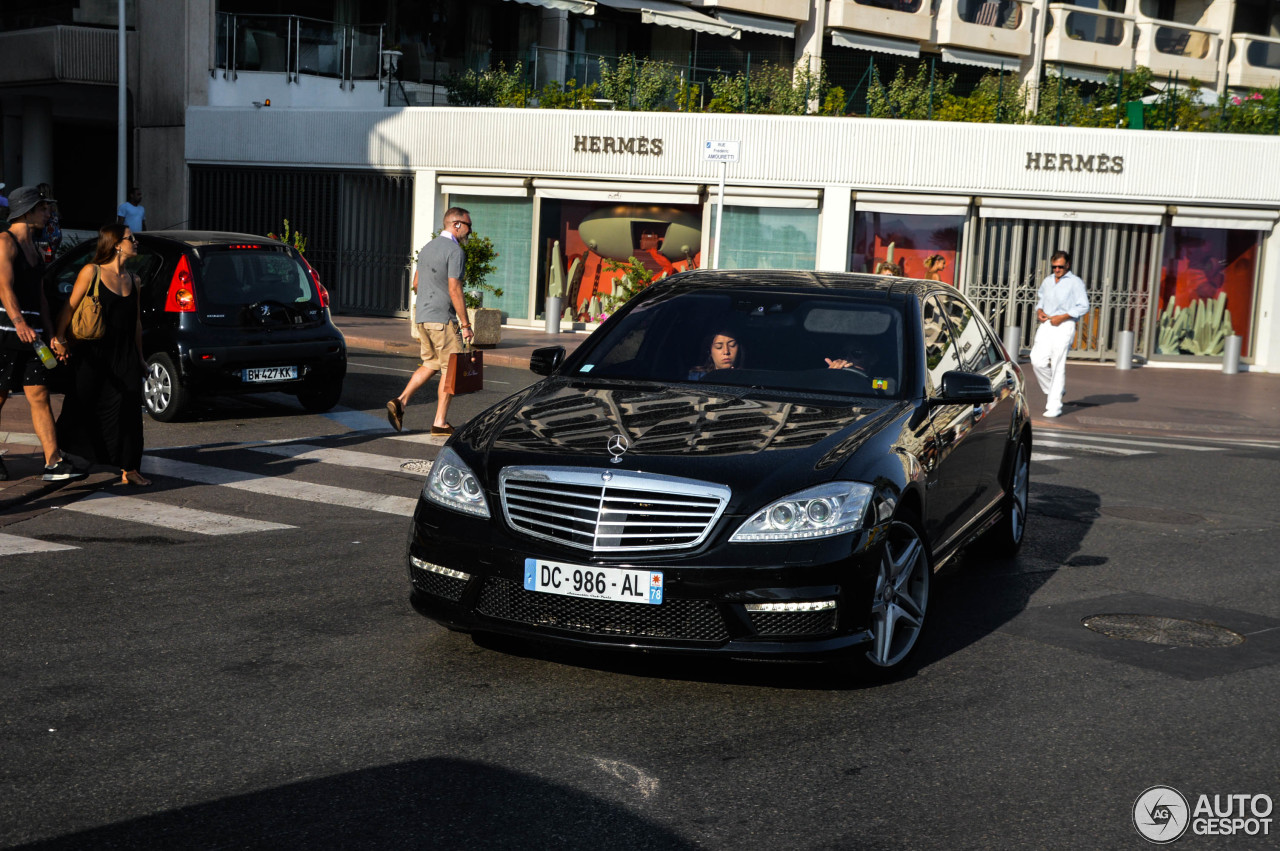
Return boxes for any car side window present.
[937,294,1000,372]
[49,243,96,299]
[126,248,164,289]
[921,296,963,395]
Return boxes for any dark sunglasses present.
[1051,264,1066,270]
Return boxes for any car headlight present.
[424,447,490,518]
[730,482,874,543]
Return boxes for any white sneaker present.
[1043,409,1062,418]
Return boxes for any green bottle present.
[33,337,57,370]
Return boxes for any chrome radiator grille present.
[500,467,730,553]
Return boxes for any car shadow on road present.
[917,481,1104,670]
[1064,392,1139,410]
[12,758,694,851]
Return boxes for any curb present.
[343,334,538,370]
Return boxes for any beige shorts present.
[416,321,463,372]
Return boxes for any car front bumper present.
[405,497,885,661]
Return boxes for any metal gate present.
[964,218,1161,360]
[189,166,414,316]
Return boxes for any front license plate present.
[242,366,298,383]
[524,559,663,605]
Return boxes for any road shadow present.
[13,758,692,851]
[1065,393,1138,410]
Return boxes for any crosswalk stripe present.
[388,432,449,445]
[0,532,78,556]
[62,492,295,535]
[1038,432,1227,452]
[1033,439,1150,456]
[249,444,433,476]
[323,408,395,433]
[1031,452,1070,462]
[143,456,416,516]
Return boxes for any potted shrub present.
[460,231,503,347]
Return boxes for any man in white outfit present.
[1030,250,1090,418]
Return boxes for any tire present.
[860,511,931,676]
[297,380,344,413]
[981,439,1030,557]
[143,352,189,422]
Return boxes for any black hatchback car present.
[405,270,1031,676]
[46,231,346,421]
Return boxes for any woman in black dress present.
[51,224,150,486]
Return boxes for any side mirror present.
[939,370,995,404]
[530,345,565,376]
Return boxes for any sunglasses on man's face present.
[1051,264,1066,270]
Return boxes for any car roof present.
[138,230,288,248]
[653,269,940,299]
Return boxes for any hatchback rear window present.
[196,250,317,306]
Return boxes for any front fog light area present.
[424,447,490,517]
[745,600,837,613]
[410,556,471,581]
[730,482,874,542]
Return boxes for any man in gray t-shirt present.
[386,207,475,435]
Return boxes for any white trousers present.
[1030,319,1076,415]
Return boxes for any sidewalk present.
[5,315,1278,513]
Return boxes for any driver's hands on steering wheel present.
[825,357,865,371]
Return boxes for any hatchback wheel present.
[144,353,189,422]
[863,513,931,674]
[981,440,1029,557]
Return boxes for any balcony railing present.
[1227,32,1280,89]
[934,0,1033,58]
[1134,19,1220,82]
[214,12,385,88]
[1044,3,1137,72]
[828,0,935,42]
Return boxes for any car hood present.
[459,378,904,496]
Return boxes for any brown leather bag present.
[70,265,106,342]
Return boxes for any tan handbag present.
[70,265,107,342]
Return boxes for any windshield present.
[196,249,318,307]
[572,289,905,399]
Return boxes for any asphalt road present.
[1,352,1277,849]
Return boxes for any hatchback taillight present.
[165,255,197,312]
[300,254,329,309]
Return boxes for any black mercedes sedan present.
[45,231,346,421]
[405,270,1031,676]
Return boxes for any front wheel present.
[143,353,189,422]
[860,512,931,676]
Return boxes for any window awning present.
[439,175,532,198]
[504,0,596,13]
[831,30,920,58]
[710,10,798,38]
[941,47,1018,71]
[533,178,703,205]
[714,186,821,209]
[1054,64,1114,84]
[978,197,1166,225]
[594,0,741,38]
[855,191,971,218]
[1170,205,1278,231]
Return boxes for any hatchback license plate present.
[524,559,663,605]
[243,366,298,383]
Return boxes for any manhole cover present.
[1081,614,1245,647]
[1100,506,1204,525]
[400,459,434,474]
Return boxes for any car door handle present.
[1004,374,1016,390]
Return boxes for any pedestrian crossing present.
[1031,429,1229,462]
[0,428,1251,557]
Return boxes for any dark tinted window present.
[574,289,905,398]
[196,249,317,306]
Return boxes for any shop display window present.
[850,212,963,284]
[538,200,703,321]
[450,195,534,321]
[715,207,819,272]
[1157,226,1260,356]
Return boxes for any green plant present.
[446,62,530,107]
[867,64,957,120]
[707,59,839,116]
[535,78,601,109]
[598,55,687,111]
[268,219,307,253]
[599,255,657,316]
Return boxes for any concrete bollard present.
[1223,334,1242,374]
[1115,330,1134,370]
[545,296,563,334]
[1003,325,1021,360]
